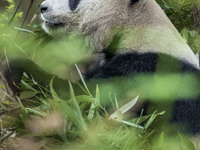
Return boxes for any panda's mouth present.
[44,20,65,27]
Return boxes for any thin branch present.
[8,1,22,26]
[0,72,11,97]
[0,130,15,145]
[15,0,34,40]
[0,57,5,65]
[21,0,34,28]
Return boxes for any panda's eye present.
[130,0,139,5]
[69,0,81,11]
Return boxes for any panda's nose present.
[40,4,48,13]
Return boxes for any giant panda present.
[40,0,199,74]
[4,0,200,134]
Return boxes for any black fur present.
[85,52,199,79]
[69,0,81,11]
[173,99,200,134]
[130,0,140,5]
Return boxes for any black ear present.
[69,0,81,11]
[130,0,139,5]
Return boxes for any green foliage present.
[2,73,199,150]
[157,0,200,53]
[0,73,164,149]
[0,0,23,27]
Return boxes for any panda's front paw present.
[4,58,48,96]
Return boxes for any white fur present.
[41,0,199,68]
[41,0,77,37]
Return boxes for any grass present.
[0,72,148,149]
[0,70,200,150]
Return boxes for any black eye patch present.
[130,0,139,5]
[69,0,81,11]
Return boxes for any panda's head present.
[40,0,160,51]
[41,0,145,39]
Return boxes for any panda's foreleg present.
[3,58,129,100]
[4,58,71,99]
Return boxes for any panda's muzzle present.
[44,20,65,27]
[40,3,65,28]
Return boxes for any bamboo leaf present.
[144,111,165,129]
[19,91,37,99]
[158,132,165,147]
[110,96,139,119]
[113,119,144,129]
[21,79,37,92]
[50,77,62,101]
[75,64,91,96]
[69,81,87,130]
[178,133,195,150]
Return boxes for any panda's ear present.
[130,0,139,5]
[69,0,81,11]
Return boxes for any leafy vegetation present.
[157,0,200,53]
[0,0,200,149]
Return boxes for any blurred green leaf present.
[178,133,196,150]
[144,111,165,129]
[19,91,37,99]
